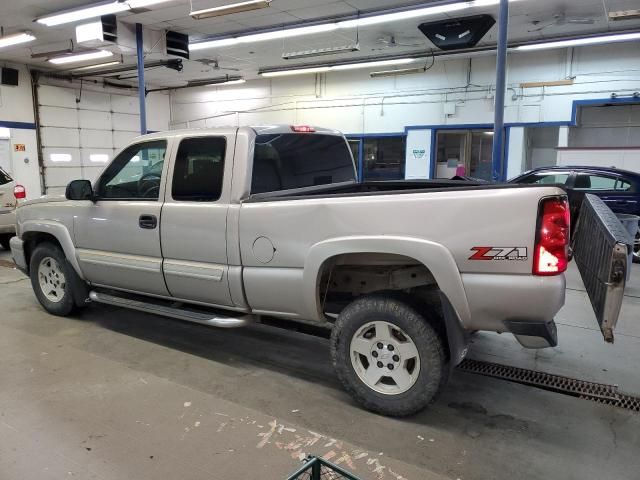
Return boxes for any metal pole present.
[491,0,509,181]
[136,23,147,135]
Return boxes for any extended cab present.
[10,125,628,416]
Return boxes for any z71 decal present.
[469,247,528,261]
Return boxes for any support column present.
[491,0,509,181]
[136,23,147,135]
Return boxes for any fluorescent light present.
[283,44,360,60]
[36,0,173,26]
[261,67,331,78]
[71,60,122,70]
[515,32,640,51]
[89,154,109,163]
[337,3,468,29]
[36,1,129,27]
[191,0,271,19]
[49,50,113,65]
[0,32,36,49]
[50,153,72,163]
[127,0,174,7]
[332,58,415,71]
[262,59,420,77]
[241,24,338,43]
[370,66,427,78]
[217,79,246,86]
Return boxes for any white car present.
[0,167,24,251]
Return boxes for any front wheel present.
[29,242,81,316]
[330,294,447,417]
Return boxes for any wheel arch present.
[21,220,84,279]
[303,236,471,330]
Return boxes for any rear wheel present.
[330,294,447,417]
[29,242,82,316]
[633,225,639,264]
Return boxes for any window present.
[0,167,12,186]
[98,140,166,200]
[172,137,226,201]
[362,137,406,181]
[519,172,570,185]
[251,134,355,194]
[574,174,632,191]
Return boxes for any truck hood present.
[19,194,67,208]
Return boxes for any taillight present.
[291,125,315,133]
[14,184,26,200]
[533,197,570,275]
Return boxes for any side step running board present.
[89,291,252,328]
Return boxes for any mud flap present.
[572,194,631,343]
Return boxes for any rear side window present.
[251,134,355,194]
[172,136,226,201]
[574,173,632,191]
[0,167,12,185]
[519,172,570,185]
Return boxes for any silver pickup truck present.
[10,125,629,416]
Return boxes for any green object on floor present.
[287,456,361,480]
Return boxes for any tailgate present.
[572,194,631,343]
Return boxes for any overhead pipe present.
[491,0,509,181]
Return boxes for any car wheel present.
[29,242,81,316]
[0,234,12,251]
[330,294,447,417]
[633,225,639,264]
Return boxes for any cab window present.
[98,140,166,200]
[172,136,226,202]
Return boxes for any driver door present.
[74,139,171,296]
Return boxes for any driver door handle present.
[139,214,157,229]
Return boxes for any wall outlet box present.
[444,103,456,115]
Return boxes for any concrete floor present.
[1,247,639,480]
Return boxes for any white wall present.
[0,64,41,198]
[169,43,640,177]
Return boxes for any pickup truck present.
[9,125,629,416]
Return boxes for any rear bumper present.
[461,272,566,348]
[10,236,28,274]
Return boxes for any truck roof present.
[133,124,343,142]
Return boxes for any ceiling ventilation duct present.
[418,14,495,50]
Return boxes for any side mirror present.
[65,180,94,201]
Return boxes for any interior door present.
[74,139,170,296]
[160,134,234,307]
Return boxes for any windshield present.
[251,134,355,194]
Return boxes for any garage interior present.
[1,0,640,479]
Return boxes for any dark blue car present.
[510,166,640,263]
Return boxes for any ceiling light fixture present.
[283,44,360,60]
[0,32,36,49]
[370,66,427,77]
[70,59,123,70]
[515,32,640,51]
[191,0,271,19]
[190,0,525,51]
[49,49,113,65]
[261,58,420,77]
[36,0,173,26]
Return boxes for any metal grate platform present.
[458,359,640,412]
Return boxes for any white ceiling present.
[1,0,639,86]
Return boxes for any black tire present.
[0,234,12,251]
[330,294,447,417]
[633,228,639,264]
[29,242,83,316]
